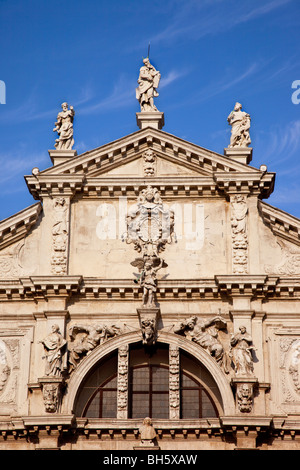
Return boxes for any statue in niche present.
[68,323,120,370]
[40,324,67,377]
[136,57,161,112]
[53,102,75,150]
[230,326,255,376]
[139,417,157,447]
[227,102,251,148]
[174,315,229,372]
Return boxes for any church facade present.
[0,61,300,450]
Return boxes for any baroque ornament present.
[68,323,121,370]
[124,185,175,310]
[51,197,69,275]
[236,383,254,413]
[231,194,249,274]
[230,326,255,377]
[174,315,229,373]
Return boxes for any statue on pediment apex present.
[227,102,251,148]
[136,57,161,112]
[53,102,75,150]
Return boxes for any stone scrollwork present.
[230,194,248,274]
[68,323,121,371]
[174,315,229,373]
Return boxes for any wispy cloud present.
[148,0,293,46]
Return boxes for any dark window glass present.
[83,373,117,418]
[180,371,218,419]
[129,365,169,419]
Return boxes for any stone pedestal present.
[136,112,164,130]
[224,147,252,165]
[48,149,77,166]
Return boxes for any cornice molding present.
[0,202,42,250]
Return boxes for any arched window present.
[76,344,221,419]
[82,373,118,418]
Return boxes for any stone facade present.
[0,103,300,451]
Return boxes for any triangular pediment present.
[39,127,262,178]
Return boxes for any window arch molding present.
[62,330,235,416]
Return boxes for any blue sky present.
[1,0,300,220]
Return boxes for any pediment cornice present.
[0,202,42,250]
[258,200,300,246]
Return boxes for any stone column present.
[117,344,129,419]
[169,345,180,419]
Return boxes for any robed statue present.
[136,57,161,112]
[227,102,251,148]
[53,102,75,150]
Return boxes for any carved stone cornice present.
[1,275,300,301]
[24,174,84,200]
[213,171,275,198]
[0,202,42,250]
[258,200,300,246]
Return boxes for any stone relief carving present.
[227,102,251,148]
[53,102,75,150]
[68,323,121,370]
[279,337,300,401]
[139,417,157,447]
[231,194,248,274]
[124,185,175,258]
[230,326,255,377]
[265,239,300,275]
[236,383,253,413]
[174,315,229,373]
[143,149,156,176]
[0,337,21,408]
[0,341,11,395]
[51,197,69,275]
[42,382,62,413]
[169,345,180,419]
[40,325,67,377]
[0,241,31,278]
[136,58,161,112]
[117,345,129,418]
[124,185,175,315]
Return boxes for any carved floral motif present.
[51,197,69,275]
[169,345,180,419]
[117,345,129,418]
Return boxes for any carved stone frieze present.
[117,345,129,419]
[51,197,69,275]
[68,323,121,370]
[230,194,248,274]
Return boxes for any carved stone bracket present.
[137,308,160,346]
[231,377,258,414]
[38,377,65,413]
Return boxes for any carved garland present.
[230,194,249,274]
[117,345,129,418]
[169,345,180,419]
[51,197,69,275]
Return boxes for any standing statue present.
[40,324,67,377]
[230,326,255,376]
[227,102,251,148]
[53,102,75,150]
[131,256,166,307]
[136,57,161,112]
